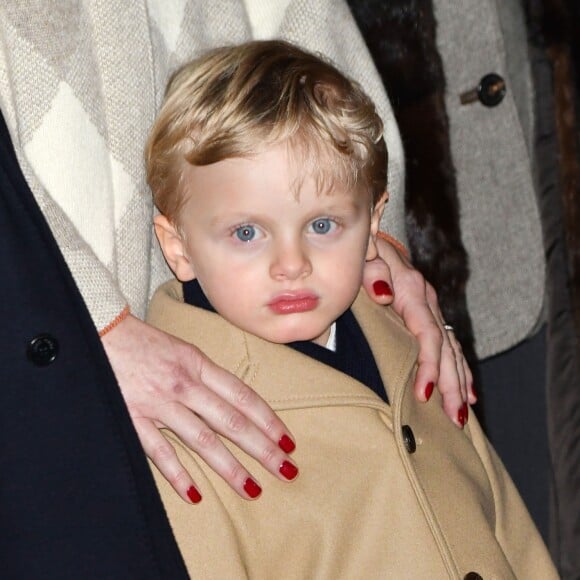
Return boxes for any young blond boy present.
[145,40,556,579]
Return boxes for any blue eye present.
[234,225,256,242]
[310,218,334,235]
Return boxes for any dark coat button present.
[460,73,506,107]
[477,73,506,106]
[27,334,59,366]
[464,573,483,580]
[402,425,416,454]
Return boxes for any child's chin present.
[241,318,329,345]
[262,328,326,345]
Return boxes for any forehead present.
[181,139,369,201]
[268,138,369,202]
[176,144,372,228]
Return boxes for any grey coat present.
[435,0,545,359]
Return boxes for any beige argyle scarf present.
[0,0,403,331]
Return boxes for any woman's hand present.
[103,235,474,508]
[102,314,298,504]
[362,237,475,427]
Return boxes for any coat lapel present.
[148,282,418,416]
[351,290,419,409]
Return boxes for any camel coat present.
[147,280,557,580]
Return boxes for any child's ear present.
[365,190,389,261]
[153,215,196,281]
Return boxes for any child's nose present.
[270,239,312,280]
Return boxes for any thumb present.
[362,256,394,305]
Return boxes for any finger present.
[195,353,296,453]
[448,332,467,400]
[464,357,477,404]
[424,281,445,327]
[135,417,204,504]
[141,407,266,502]
[159,401,298,498]
[451,337,475,407]
[425,282,476,407]
[398,284,445,402]
[362,255,394,305]
[165,352,298,483]
[436,337,466,427]
[412,322,442,402]
[438,322,478,428]
[389,272,444,402]
[372,239,440,396]
[424,283,469,422]
[372,240,467,422]
[401,283,465,425]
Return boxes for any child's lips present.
[267,292,319,314]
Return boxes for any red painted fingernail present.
[424,381,434,401]
[279,434,296,453]
[463,402,469,423]
[279,460,299,480]
[186,485,202,504]
[244,478,262,498]
[457,405,466,428]
[373,280,393,297]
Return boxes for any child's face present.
[155,143,386,346]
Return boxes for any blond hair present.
[146,40,387,221]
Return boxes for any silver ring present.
[443,324,454,332]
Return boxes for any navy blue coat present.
[0,111,188,579]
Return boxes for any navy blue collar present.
[182,280,387,403]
